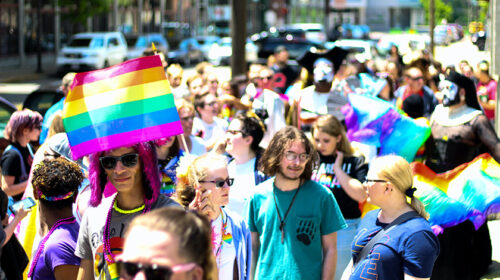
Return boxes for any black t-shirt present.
[271,64,299,94]
[311,154,368,219]
[0,143,33,201]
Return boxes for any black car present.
[253,37,324,65]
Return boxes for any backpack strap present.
[3,145,28,182]
[352,211,420,270]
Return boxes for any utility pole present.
[429,0,435,58]
[231,0,247,76]
[36,0,43,73]
[492,0,500,134]
[324,0,329,34]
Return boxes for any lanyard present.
[272,181,302,243]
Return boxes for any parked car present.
[125,33,169,59]
[0,96,17,139]
[56,32,127,74]
[207,37,258,66]
[253,35,324,65]
[341,24,370,40]
[23,87,64,118]
[326,39,377,63]
[167,38,204,66]
[285,23,327,44]
[195,36,221,60]
[434,25,453,45]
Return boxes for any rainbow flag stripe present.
[62,55,183,159]
[361,154,500,235]
[343,93,431,162]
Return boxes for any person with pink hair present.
[74,142,180,280]
[1,109,43,201]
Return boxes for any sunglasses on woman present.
[99,153,139,170]
[117,261,197,280]
[199,177,234,188]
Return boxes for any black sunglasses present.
[364,179,388,184]
[199,177,234,188]
[99,153,139,170]
[117,261,196,280]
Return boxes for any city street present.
[0,35,499,279]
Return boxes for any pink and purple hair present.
[4,109,43,143]
[88,141,160,207]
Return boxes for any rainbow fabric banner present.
[361,154,500,235]
[342,93,431,162]
[62,55,183,159]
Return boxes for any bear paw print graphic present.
[296,219,316,245]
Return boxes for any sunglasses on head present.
[406,75,423,82]
[117,261,197,280]
[99,153,139,170]
[199,177,234,188]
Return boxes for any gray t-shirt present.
[75,194,180,280]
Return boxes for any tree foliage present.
[420,0,453,24]
[59,0,112,23]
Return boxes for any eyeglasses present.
[364,179,388,184]
[227,130,246,136]
[204,101,217,107]
[284,151,310,163]
[180,116,194,122]
[117,261,197,280]
[209,80,219,84]
[259,76,273,80]
[199,177,234,188]
[34,125,42,130]
[406,75,423,82]
[99,153,139,170]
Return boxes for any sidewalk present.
[0,53,57,83]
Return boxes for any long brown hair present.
[259,126,318,181]
[311,115,354,156]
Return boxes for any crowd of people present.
[0,42,498,280]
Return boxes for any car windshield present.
[135,37,148,47]
[126,37,139,47]
[68,37,104,48]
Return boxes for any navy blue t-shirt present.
[350,210,440,280]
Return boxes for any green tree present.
[59,0,134,24]
[420,0,453,24]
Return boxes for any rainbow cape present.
[362,154,500,235]
[342,93,431,162]
[62,55,183,159]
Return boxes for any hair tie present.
[38,189,75,201]
[405,187,417,198]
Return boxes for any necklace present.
[112,200,145,214]
[213,208,230,260]
[273,180,302,243]
[27,216,76,278]
[103,195,150,263]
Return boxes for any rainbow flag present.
[62,55,183,159]
[342,93,431,162]
[361,154,500,235]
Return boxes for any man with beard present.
[246,126,346,280]
[425,71,500,280]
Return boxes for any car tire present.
[103,60,110,68]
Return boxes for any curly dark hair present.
[32,158,84,209]
[259,126,318,181]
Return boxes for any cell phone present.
[9,197,36,214]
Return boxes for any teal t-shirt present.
[247,179,347,280]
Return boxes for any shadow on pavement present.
[481,261,500,279]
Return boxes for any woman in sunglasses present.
[311,115,368,280]
[75,142,180,280]
[176,153,251,280]
[345,155,439,280]
[117,207,217,280]
[1,109,43,202]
